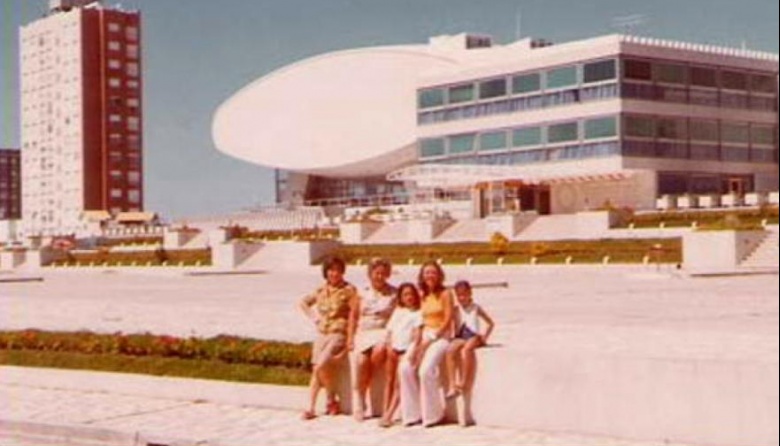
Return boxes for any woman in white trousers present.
[398,260,454,427]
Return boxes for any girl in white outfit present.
[379,282,422,427]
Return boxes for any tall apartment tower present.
[19,0,142,237]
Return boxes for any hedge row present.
[48,249,212,267]
[332,238,682,265]
[0,330,311,370]
[621,206,779,229]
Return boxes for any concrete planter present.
[683,229,766,273]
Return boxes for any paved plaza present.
[1,265,778,445]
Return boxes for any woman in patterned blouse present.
[299,256,359,420]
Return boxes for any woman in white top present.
[445,280,495,399]
[379,282,423,427]
[349,258,396,421]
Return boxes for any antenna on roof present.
[612,14,645,34]
[515,6,522,40]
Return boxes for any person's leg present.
[369,342,387,416]
[398,350,421,425]
[303,371,321,419]
[316,334,346,414]
[418,338,449,426]
[445,339,465,397]
[382,350,399,416]
[380,350,399,426]
[460,338,481,393]
[354,349,371,420]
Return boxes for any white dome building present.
[214,33,778,217]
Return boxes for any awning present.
[116,211,157,223]
[387,161,638,188]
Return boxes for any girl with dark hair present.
[379,282,422,427]
[445,280,495,399]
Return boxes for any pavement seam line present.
[81,401,196,425]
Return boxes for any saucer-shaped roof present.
[212,45,459,177]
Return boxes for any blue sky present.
[1,0,778,219]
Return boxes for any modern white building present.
[19,0,143,237]
[213,33,778,217]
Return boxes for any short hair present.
[417,260,446,296]
[367,257,392,275]
[396,282,421,310]
[321,256,346,279]
[453,280,472,292]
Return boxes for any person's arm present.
[299,293,318,325]
[410,325,425,367]
[477,305,495,344]
[435,289,454,340]
[346,288,360,351]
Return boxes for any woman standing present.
[299,257,359,420]
[350,258,396,421]
[398,260,454,427]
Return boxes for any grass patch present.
[331,238,682,265]
[0,330,311,386]
[0,350,309,386]
[620,206,779,229]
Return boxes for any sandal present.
[301,410,316,421]
[326,399,341,416]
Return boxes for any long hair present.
[417,260,445,296]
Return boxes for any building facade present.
[0,149,22,221]
[19,0,143,237]
[409,34,778,215]
[213,33,778,216]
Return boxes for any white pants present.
[398,338,449,426]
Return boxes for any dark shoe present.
[326,399,341,416]
[301,410,316,421]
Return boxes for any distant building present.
[0,149,21,220]
[214,33,778,216]
[19,0,143,237]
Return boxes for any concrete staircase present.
[740,229,779,269]
[435,219,487,243]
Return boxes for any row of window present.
[419,116,619,158]
[422,141,621,167]
[106,23,139,41]
[622,59,775,93]
[418,84,618,125]
[623,140,775,163]
[418,59,617,109]
[108,78,140,89]
[624,116,776,145]
[107,42,140,59]
[419,58,776,111]
[109,188,142,203]
[416,57,777,125]
[621,83,776,111]
[107,59,140,77]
